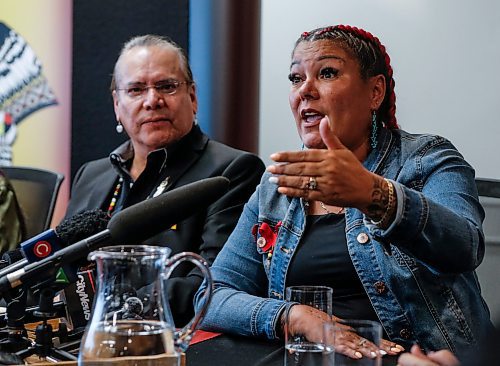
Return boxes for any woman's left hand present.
[286,306,404,360]
[267,117,380,211]
[331,320,404,359]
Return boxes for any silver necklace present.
[319,201,344,215]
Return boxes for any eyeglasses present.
[116,80,191,99]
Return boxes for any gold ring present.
[306,177,318,190]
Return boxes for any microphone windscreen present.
[56,209,110,245]
[122,296,144,320]
[108,176,230,244]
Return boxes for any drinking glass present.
[323,319,382,366]
[284,286,333,366]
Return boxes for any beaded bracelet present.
[372,178,395,228]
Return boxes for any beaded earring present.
[116,121,123,134]
[370,110,378,149]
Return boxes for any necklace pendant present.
[320,201,344,215]
[153,177,169,197]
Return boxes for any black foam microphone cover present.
[56,209,110,245]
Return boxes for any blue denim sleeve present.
[365,137,485,274]
[194,186,287,340]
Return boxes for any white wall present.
[259,0,500,180]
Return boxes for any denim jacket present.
[195,128,493,359]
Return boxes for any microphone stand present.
[0,286,31,353]
[16,286,77,362]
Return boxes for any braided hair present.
[295,25,398,129]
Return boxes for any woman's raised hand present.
[267,117,381,212]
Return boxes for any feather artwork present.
[0,22,57,165]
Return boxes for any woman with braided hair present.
[195,25,493,361]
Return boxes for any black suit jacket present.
[65,126,264,325]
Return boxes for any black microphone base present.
[17,346,78,362]
[0,334,32,353]
[0,350,24,365]
[15,321,77,362]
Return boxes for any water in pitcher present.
[285,342,334,366]
[78,320,178,366]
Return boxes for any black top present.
[287,213,379,321]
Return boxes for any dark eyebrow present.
[317,55,344,62]
[125,81,146,86]
[290,54,345,68]
[124,79,177,86]
[155,79,178,83]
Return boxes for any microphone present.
[121,297,144,320]
[0,210,109,348]
[0,210,110,279]
[0,176,230,293]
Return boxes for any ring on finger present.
[358,339,367,347]
[305,176,318,190]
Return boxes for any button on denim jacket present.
[196,128,493,359]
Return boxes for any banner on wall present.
[0,22,58,166]
[0,0,72,226]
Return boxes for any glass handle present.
[164,252,213,352]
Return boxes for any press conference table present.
[186,332,400,366]
[21,330,399,365]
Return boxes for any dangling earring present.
[193,115,198,125]
[370,110,378,149]
[116,121,123,134]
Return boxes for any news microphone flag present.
[62,269,95,330]
[21,230,62,262]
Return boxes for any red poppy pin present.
[252,221,282,259]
